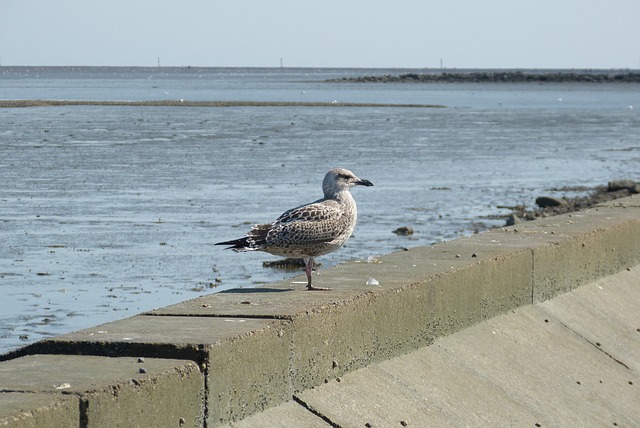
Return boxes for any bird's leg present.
[304,258,330,291]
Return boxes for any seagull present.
[216,168,373,291]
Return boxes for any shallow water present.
[1,67,639,353]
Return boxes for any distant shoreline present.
[0,99,445,109]
[327,71,640,84]
[0,65,637,72]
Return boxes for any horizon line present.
[1,64,639,72]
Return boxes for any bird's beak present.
[356,179,374,187]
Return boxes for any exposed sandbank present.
[0,99,445,108]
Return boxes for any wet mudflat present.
[1,68,639,353]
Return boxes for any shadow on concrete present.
[220,288,294,294]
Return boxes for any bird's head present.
[323,168,373,197]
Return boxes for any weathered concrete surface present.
[18,316,292,427]
[228,401,330,428]
[0,354,203,427]
[539,273,640,374]
[525,202,640,301]
[239,264,640,427]
[0,393,79,428]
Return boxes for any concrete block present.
[147,234,535,395]
[0,354,203,427]
[518,205,640,301]
[204,320,293,427]
[462,198,640,303]
[151,230,535,395]
[0,393,79,428]
[24,316,291,427]
[285,239,534,392]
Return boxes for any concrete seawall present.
[1,195,639,427]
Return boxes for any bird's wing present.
[274,199,339,224]
[266,200,348,246]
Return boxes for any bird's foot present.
[306,284,331,291]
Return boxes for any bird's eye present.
[339,174,351,180]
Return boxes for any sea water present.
[1,67,639,353]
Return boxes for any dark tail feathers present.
[215,237,250,251]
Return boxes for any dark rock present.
[608,180,639,194]
[535,196,568,208]
[393,226,414,236]
[502,180,634,228]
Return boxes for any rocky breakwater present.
[328,71,640,84]
[505,180,640,226]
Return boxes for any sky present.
[1,0,639,69]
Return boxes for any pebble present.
[392,226,414,236]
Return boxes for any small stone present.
[137,357,145,363]
[535,196,567,208]
[392,226,414,236]
[138,367,147,374]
